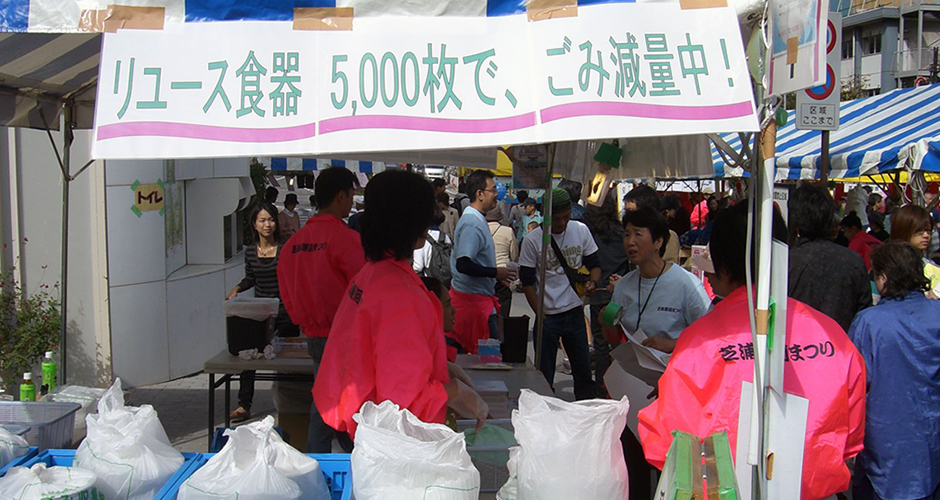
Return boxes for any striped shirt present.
[238,243,294,330]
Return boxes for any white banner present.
[92,3,758,160]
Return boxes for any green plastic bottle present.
[41,351,57,395]
[19,372,35,402]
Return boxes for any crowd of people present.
[225,170,939,500]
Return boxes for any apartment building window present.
[862,33,881,55]
[842,39,854,60]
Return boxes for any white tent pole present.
[533,143,556,371]
[756,120,775,324]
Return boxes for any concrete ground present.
[124,291,578,454]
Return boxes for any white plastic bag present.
[0,463,99,500]
[73,378,184,500]
[0,427,29,469]
[498,390,629,500]
[178,416,330,500]
[351,400,480,500]
[223,297,280,321]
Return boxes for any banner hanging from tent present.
[92,3,758,160]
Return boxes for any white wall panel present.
[106,159,165,187]
[166,270,226,378]
[106,184,166,287]
[110,281,169,387]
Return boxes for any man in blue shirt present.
[450,170,517,353]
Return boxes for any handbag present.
[549,236,592,297]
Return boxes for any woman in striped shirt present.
[225,202,299,421]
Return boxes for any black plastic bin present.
[226,316,275,355]
[501,315,530,363]
[223,298,280,356]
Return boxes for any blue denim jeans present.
[539,306,596,400]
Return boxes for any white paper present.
[621,325,669,371]
[735,381,809,500]
[610,343,662,388]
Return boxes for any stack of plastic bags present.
[497,390,630,500]
[178,416,330,500]
[0,463,99,500]
[351,400,480,500]
[73,378,184,500]
[0,427,29,469]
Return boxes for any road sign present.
[797,13,841,131]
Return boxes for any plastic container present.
[0,401,81,450]
[0,447,37,477]
[226,316,276,355]
[457,419,514,493]
[273,336,309,358]
[156,453,352,500]
[19,449,203,500]
[0,424,30,438]
[478,339,503,363]
[224,298,280,356]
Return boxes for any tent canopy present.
[0,32,99,129]
[713,83,940,181]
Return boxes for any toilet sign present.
[131,179,165,217]
[797,13,841,131]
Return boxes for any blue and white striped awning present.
[713,83,940,181]
[2,0,642,32]
[258,158,386,174]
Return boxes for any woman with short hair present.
[849,240,940,500]
[603,205,711,500]
[606,206,710,354]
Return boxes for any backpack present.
[426,231,453,288]
[451,193,468,217]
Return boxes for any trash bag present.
[0,463,99,500]
[0,427,29,469]
[223,297,280,321]
[499,390,629,500]
[351,400,480,500]
[73,378,184,500]
[178,416,330,500]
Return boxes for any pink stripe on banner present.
[319,112,537,134]
[540,101,754,123]
[96,121,317,142]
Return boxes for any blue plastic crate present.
[160,453,351,500]
[17,449,202,500]
[0,446,38,477]
[311,454,352,500]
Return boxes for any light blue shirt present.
[611,264,711,340]
[451,206,497,296]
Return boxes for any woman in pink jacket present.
[313,171,487,440]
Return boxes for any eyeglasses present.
[482,188,499,194]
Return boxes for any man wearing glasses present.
[449,170,518,357]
